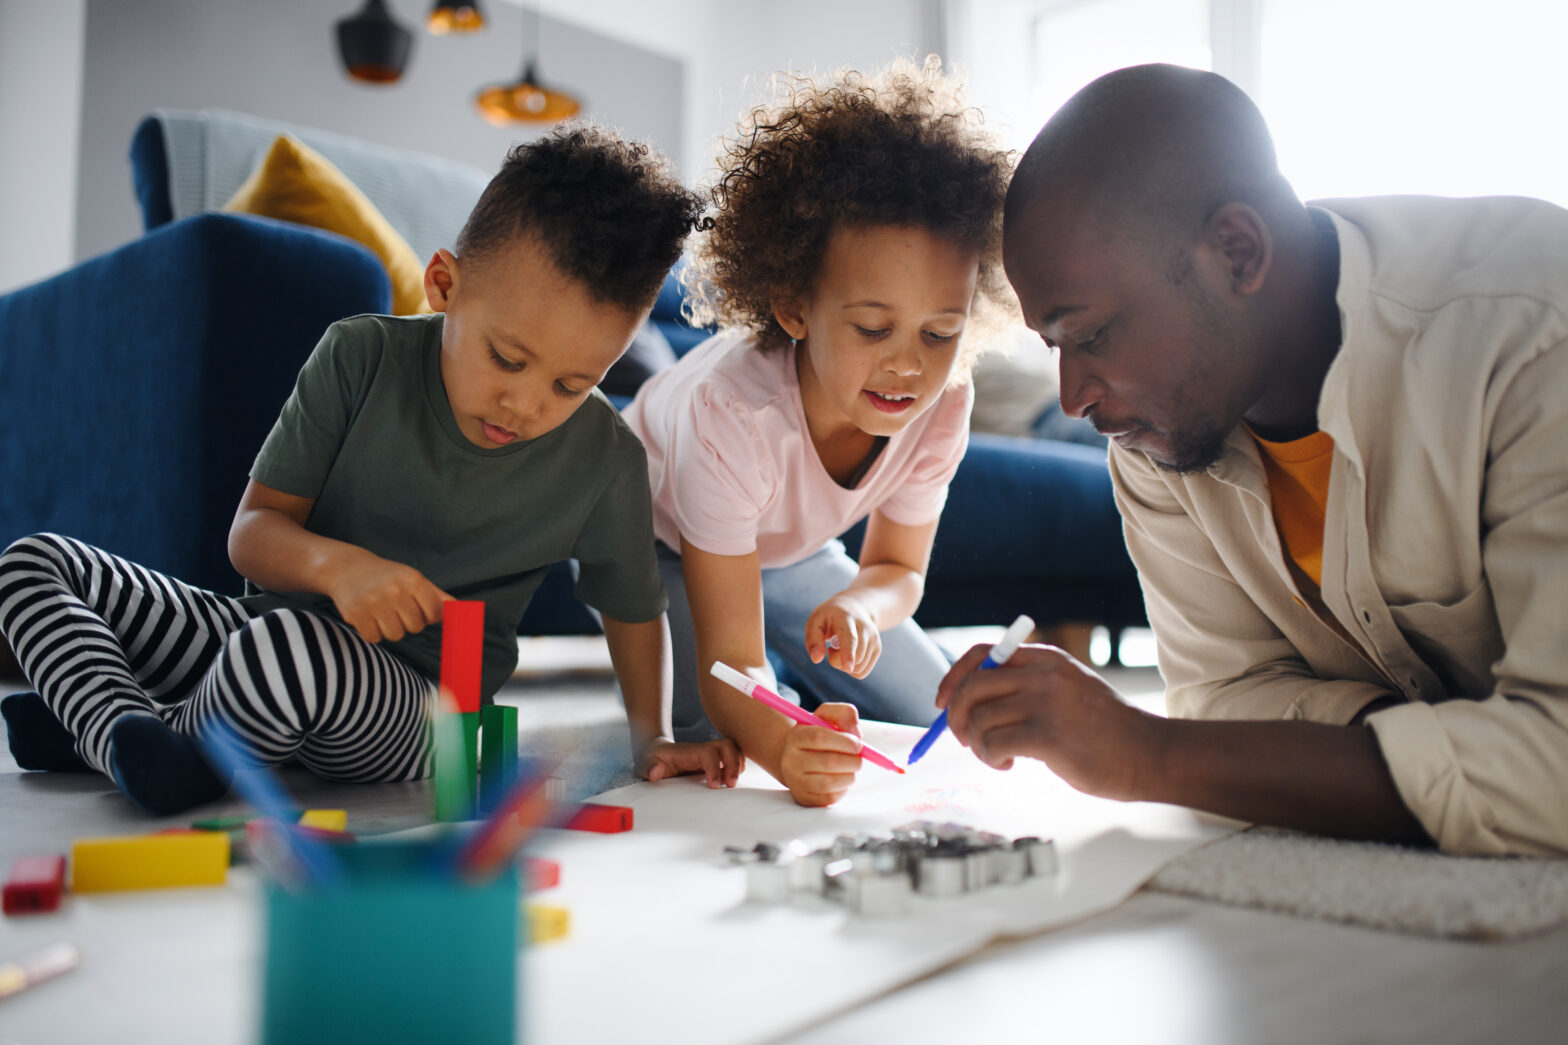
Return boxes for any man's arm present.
[936,642,1431,843]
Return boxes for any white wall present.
[0,0,935,294]
[0,0,85,295]
[74,0,683,266]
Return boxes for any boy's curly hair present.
[685,55,1016,371]
[456,123,703,312]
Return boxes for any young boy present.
[0,125,741,815]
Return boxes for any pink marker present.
[709,661,905,774]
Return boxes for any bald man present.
[936,64,1568,856]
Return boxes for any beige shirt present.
[1110,195,1568,857]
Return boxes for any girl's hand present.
[778,703,863,806]
[805,595,882,678]
[325,548,453,645]
[638,738,745,789]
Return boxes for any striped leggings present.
[0,534,434,781]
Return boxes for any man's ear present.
[770,295,807,342]
[424,249,459,313]
[1203,202,1272,296]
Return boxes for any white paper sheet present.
[0,723,1235,1045]
[524,721,1236,1044]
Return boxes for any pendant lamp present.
[427,0,485,34]
[336,0,414,84]
[474,2,581,125]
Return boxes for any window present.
[954,0,1568,207]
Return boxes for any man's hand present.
[936,642,1164,800]
[638,737,745,789]
[805,594,882,677]
[778,703,865,806]
[324,547,452,644]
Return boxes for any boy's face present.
[424,238,644,448]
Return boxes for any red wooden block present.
[524,857,561,890]
[563,803,633,833]
[3,854,67,915]
[439,600,486,714]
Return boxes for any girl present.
[623,57,1014,807]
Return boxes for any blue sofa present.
[1,112,1143,658]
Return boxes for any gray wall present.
[75,0,683,263]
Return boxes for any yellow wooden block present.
[524,902,571,944]
[71,832,229,893]
[297,809,347,832]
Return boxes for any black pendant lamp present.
[427,0,485,34]
[475,2,581,125]
[336,0,414,85]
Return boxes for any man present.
[937,63,1568,856]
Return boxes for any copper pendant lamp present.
[427,0,486,34]
[336,0,414,84]
[475,2,581,125]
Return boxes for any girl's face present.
[425,238,642,448]
[777,224,979,440]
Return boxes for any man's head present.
[1003,64,1309,473]
[425,125,702,448]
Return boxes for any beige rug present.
[1146,826,1568,940]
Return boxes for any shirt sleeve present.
[1109,442,1396,726]
[877,381,974,526]
[1366,339,1568,856]
[662,382,778,557]
[250,322,371,498]
[571,430,669,624]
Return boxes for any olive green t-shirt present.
[240,313,666,699]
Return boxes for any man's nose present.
[1056,352,1106,419]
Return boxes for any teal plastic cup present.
[260,837,519,1045]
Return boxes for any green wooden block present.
[479,704,519,814]
[434,710,480,822]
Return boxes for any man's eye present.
[490,348,523,372]
[855,326,890,339]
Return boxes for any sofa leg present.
[1030,622,1097,666]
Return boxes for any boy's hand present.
[805,595,881,677]
[936,643,1161,800]
[325,547,453,645]
[778,703,864,807]
[638,738,745,789]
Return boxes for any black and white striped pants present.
[0,534,433,781]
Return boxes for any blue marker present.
[907,614,1034,765]
[198,722,345,889]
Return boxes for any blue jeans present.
[657,541,950,742]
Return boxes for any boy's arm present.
[598,612,741,789]
[681,539,864,806]
[936,643,1431,844]
[805,511,938,677]
[229,478,449,644]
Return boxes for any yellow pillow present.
[223,134,432,315]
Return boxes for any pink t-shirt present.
[622,329,973,569]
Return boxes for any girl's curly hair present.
[457,123,703,312]
[684,56,1016,372]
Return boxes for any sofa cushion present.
[139,108,490,264]
[223,135,430,316]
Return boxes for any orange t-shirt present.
[1250,427,1336,589]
